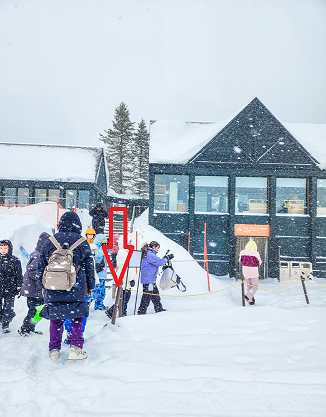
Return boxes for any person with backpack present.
[239,240,262,306]
[137,241,174,315]
[0,240,23,333]
[90,233,109,311]
[18,232,50,336]
[89,203,108,234]
[36,211,95,361]
[63,228,98,345]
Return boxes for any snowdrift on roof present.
[0,143,102,182]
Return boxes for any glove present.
[165,253,174,261]
[130,279,135,288]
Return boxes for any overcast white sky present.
[0,0,325,147]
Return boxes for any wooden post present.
[111,285,123,325]
[204,223,210,292]
[56,198,60,230]
[136,231,138,275]
[301,274,310,304]
[111,283,116,299]
[188,231,191,253]
[118,286,123,318]
[241,279,245,306]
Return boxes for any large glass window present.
[195,176,228,213]
[317,180,326,215]
[79,190,90,209]
[48,189,60,202]
[18,188,29,205]
[276,178,307,215]
[154,175,189,212]
[235,177,268,214]
[66,190,77,209]
[35,188,47,204]
[5,188,16,204]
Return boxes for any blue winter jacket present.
[140,248,167,284]
[36,211,95,320]
[93,233,109,281]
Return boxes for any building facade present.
[149,98,326,279]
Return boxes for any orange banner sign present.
[234,224,270,237]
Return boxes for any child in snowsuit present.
[37,212,95,361]
[0,239,23,333]
[137,241,174,315]
[19,232,50,336]
[106,236,138,319]
[239,241,262,306]
[91,233,109,310]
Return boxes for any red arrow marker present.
[102,207,134,287]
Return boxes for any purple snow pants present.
[49,317,84,351]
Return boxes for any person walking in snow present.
[90,233,109,310]
[64,228,97,345]
[89,202,108,234]
[36,211,95,361]
[239,241,262,306]
[137,241,174,315]
[110,233,120,268]
[106,235,138,319]
[18,232,50,336]
[0,240,23,333]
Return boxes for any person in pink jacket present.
[239,241,262,306]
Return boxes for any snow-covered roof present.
[0,143,103,182]
[149,118,326,168]
[283,123,326,170]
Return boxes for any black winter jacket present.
[89,207,108,227]
[20,232,50,299]
[0,240,23,297]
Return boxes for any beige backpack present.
[42,236,86,291]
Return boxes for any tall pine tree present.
[100,102,135,195]
[134,119,149,197]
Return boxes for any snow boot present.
[67,346,88,360]
[30,329,43,335]
[2,323,10,333]
[18,329,29,337]
[49,349,60,361]
[155,308,167,313]
[64,331,71,345]
[244,295,250,307]
[105,306,113,319]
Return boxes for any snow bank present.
[0,214,54,270]
[0,202,66,227]
[130,208,229,296]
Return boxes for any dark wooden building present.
[148,98,326,279]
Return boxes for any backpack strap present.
[69,237,86,251]
[49,236,63,250]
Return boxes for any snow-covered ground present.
[1,212,326,416]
